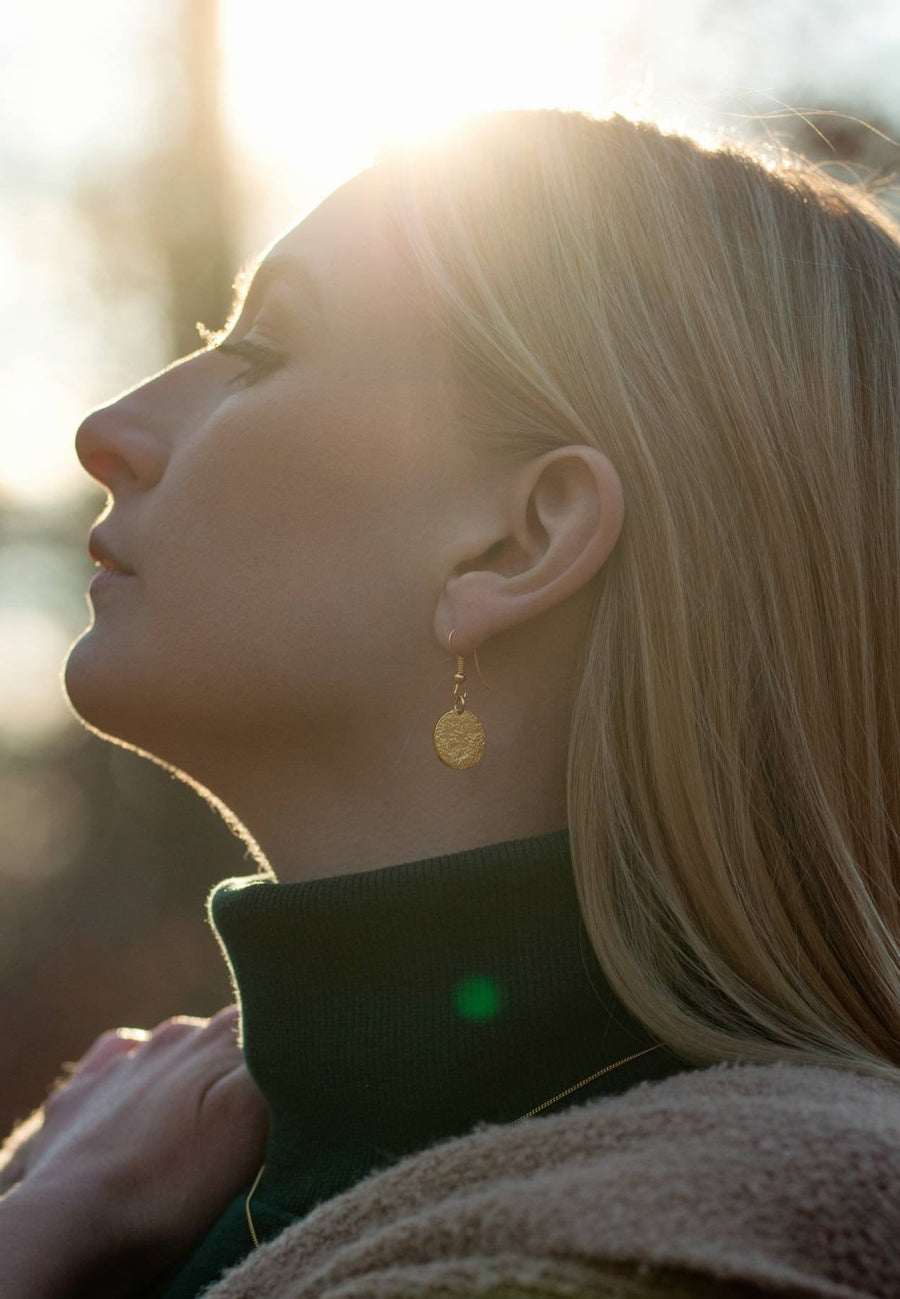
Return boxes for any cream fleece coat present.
[199,1060,900,1299]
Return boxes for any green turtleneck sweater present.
[149,829,694,1299]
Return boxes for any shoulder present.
[201,1062,900,1299]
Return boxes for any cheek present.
[150,389,430,655]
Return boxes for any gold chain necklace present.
[244,1043,662,1248]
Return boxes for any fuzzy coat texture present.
[193,1058,900,1299]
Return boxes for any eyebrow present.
[227,251,325,333]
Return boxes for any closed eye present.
[207,337,288,387]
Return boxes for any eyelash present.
[215,338,288,387]
[196,321,288,388]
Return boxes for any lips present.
[88,530,136,575]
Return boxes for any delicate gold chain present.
[244,1043,662,1249]
[506,1044,662,1123]
[245,1160,266,1248]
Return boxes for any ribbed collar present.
[208,828,689,1224]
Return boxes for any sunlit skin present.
[67,164,625,883]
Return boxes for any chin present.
[63,636,221,785]
[63,632,149,751]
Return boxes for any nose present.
[75,401,167,493]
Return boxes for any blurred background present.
[3,0,900,1139]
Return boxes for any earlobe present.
[435,445,624,654]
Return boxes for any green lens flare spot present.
[454,974,502,1020]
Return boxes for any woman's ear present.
[435,444,624,654]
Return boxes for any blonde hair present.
[375,109,900,1083]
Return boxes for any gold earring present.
[432,629,487,769]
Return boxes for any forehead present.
[266,168,426,349]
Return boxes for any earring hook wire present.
[448,628,492,692]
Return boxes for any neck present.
[180,717,571,884]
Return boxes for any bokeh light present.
[0,767,90,883]
[455,974,503,1021]
[0,605,74,748]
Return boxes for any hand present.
[9,1007,267,1294]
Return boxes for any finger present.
[152,1015,210,1031]
[205,1005,241,1040]
[176,1019,250,1100]
[207,1004,240,1028]
[142,1015,210,1053]
[195,1018,248,1071]
[130,1014,242,1094]
[77,1027,151,1073]
[199,1063,268,1146]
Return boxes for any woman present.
[1,107,899,1298]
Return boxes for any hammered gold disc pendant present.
[433,708,486,769]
